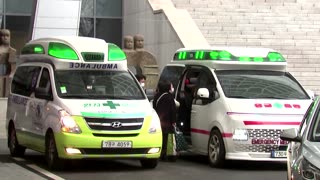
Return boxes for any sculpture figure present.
[122,34,159,89]
[0,29,16,97]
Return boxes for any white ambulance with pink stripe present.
[158,47,313,167]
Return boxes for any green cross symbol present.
[103,101,120,109]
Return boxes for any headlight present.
[233,129,248,141]
[148,111,161,134]
[59,110,81,134]
[299,158,320,180]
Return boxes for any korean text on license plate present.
[102,141,132,148]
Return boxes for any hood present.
[303,141,320,169]
[60,99,152,118]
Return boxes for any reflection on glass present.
[96,0,122,17]
[79,18,94,37]
[6,0,33,14]
[81,0,94,17]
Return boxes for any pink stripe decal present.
[191,128,233,138]
[191,128,210,135]
[243,121,300,125]
[222,133,233,138]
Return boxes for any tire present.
[140,159,158,169]
[208,129,226,168]
[8,126,26,157]
[45,132,63,170]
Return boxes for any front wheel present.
[45,132,63,170]
[208,129,226,168]
[140,159,158,169]
[8,126,26,157]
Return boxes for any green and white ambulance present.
[6,36,162,169]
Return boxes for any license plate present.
[271,150,287,158]
[102,141,132,148]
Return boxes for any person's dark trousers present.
[161,132,168,160]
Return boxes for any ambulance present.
[6,36,162,170]
[158,47,313,167]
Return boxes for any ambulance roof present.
[19,36,127,71]
[171,47,287,72]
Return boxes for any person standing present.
[153,80,177,161]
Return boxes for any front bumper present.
[54,132,162,159]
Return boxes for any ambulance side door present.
[29,67,52,151]
[190,67,219,153]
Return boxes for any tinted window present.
[216,70,309,99]
[11,66,41,96]
[159,66,185,90]
[54,70,145,100]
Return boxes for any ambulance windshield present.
[216,70,309,100]
[54,70,145,100]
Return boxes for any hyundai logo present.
[111,121,122,128]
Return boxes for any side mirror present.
[197,88,210,99]
[35,87,53,101]
[145,88,155,101]
[280,128,301,142]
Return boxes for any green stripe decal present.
[81,112,145,118]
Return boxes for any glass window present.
[0,0,3,14]
[96,18,122,47]
[5,16,31,31]
[79,18,94,37]
[299,100,316,136]
[216,70,309,99]
[6,0,34,14]
[96,0,122,17]
[159,66,185,90]
[11,66,41,97]
[54,70,145,100]
[81,0,94,17]
[39,68,50,88]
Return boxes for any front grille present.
[80,148,150,155]
[248,129,282,139]
[234,129,288,153]
[85,117,144,131]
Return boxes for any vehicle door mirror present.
[280,128,301,142]
[197,88,210,99]
[35,87,53,101]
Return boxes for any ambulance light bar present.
[174,50,285,62]
[49,42,79,60]
[21,42,126,62]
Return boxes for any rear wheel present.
[140,159,158,169]
[8,126,26,157]
[45,132,63,170]
[208,129,226,168]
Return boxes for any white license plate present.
[102,141,132,148]
[272,150,287,158]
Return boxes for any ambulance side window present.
[39,68,51,89]
[197,71,218,101]
[11,66,41,97]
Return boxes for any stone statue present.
[123,35,134,52]
[122,34,159,89]
[133,34,144,51]
[0,29,16,97]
